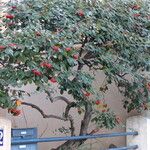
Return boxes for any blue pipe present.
[108,145,138,150]
[11,131,138,145]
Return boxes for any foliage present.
[0,0,150,148]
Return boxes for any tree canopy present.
[0,0,150,149]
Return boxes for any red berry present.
[9,109,21,116]
[65,47,71,52]
[32,69,42,76]
[95,100,101,105]
[8,43,17,47]
[40,62,53,69]
[73,54,79,60]
[49,77,57,83]
[131,5,141,10]
[11,6,17,9]
[46,63,53,69]
[52,46,59,52]
[77,10,84,17]
[133,13,141,17]
[84,92,91,97]
[35,31,41,36]
[13,109,21,116]
[0,45,6,50]
[6,14,15,19]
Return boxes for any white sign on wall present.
[0,129,4,146]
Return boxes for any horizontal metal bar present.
[11,131,138,145]
[109,145,138,150]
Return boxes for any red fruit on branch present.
[6,14,15,19]
[35,31,41,36]
[40,62,53,69]
[133,13,141,17]
[0,45,6,51]
[73,54,79,60]
[32,69,42,76]
[65,47,71,52]
[49,77,57,83]
[84,91,91,97]
[52,46,59,52]
[76,10,84,17]
[45,63,53,69]
[8,43,17,47]
[9,109,21,116]
[95,100,101,105]
[11,6,17,9]
[131,5,141,10]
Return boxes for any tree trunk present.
[52,140,86,150]
[52,102,93,150]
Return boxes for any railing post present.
[126,111,150,150]
[0,117,11,150]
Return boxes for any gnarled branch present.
[21,102,67,121]
[21,100,76,136]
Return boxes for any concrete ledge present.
[126,111,150,150]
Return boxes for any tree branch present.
[21,101,76,136]
[64,102,76,118]
[80,102,93,135]
[64,102,77,136]
[68,116,75,136]
[44,90,71,104]
[21,102,67,121]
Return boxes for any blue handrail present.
[109,145,138,150]
[11,131,138,145]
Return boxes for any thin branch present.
[21,102,67,121]
[64,102,76,118]
[68,116,75,136]
[22,108,28,128]
[44,90,71,104]
[39,123,49,137]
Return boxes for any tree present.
[0,0,149,149]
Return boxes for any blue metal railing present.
[109,145,138,150]
[11,131,138,148]
[11,131,138,145]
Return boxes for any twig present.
[22,108,28,128]
[39,123,49,137]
